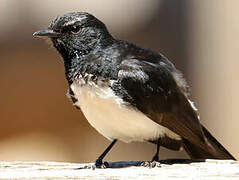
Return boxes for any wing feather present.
[114,59,207,150]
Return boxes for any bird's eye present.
[71,25,81,34]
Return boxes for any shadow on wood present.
[80,159,206,169]
[0,160,238,179]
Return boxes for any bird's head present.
[33,12,114,58]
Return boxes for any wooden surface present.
[0,160,238,179]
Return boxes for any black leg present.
[152,138,161,161]
[95,139,117,168]
[141,138,161,168]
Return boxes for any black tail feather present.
[183,125,235,160]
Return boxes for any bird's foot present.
[93,159,109,169]
[141,161,161,168]
[82,161,109,170]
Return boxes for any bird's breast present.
[69,75,181,143]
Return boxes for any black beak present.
[33,29,61,38]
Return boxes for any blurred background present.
[0,0,238,162]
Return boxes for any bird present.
[33,12,235,168]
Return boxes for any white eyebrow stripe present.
[63,17,86,26]
[64,21,77,26]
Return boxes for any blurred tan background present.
[0,0,238,162]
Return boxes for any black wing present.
[112,59,208,150]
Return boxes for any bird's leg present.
[152,137,161,161]
[142,138,161,168]
[94,139,117,168]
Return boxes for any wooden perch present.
[0,159,238,179]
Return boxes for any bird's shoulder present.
[111,58,180,108]
[107,40,190,97]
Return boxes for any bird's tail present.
[183,125,235,160]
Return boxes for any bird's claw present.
[94,160,109,169]
[82,164,95,169]
[141,161,161,168]
[82,161,109,170]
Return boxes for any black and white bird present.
[33,12,235,167]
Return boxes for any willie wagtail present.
[33,12,235,168]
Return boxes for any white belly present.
[70,80,181,143]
